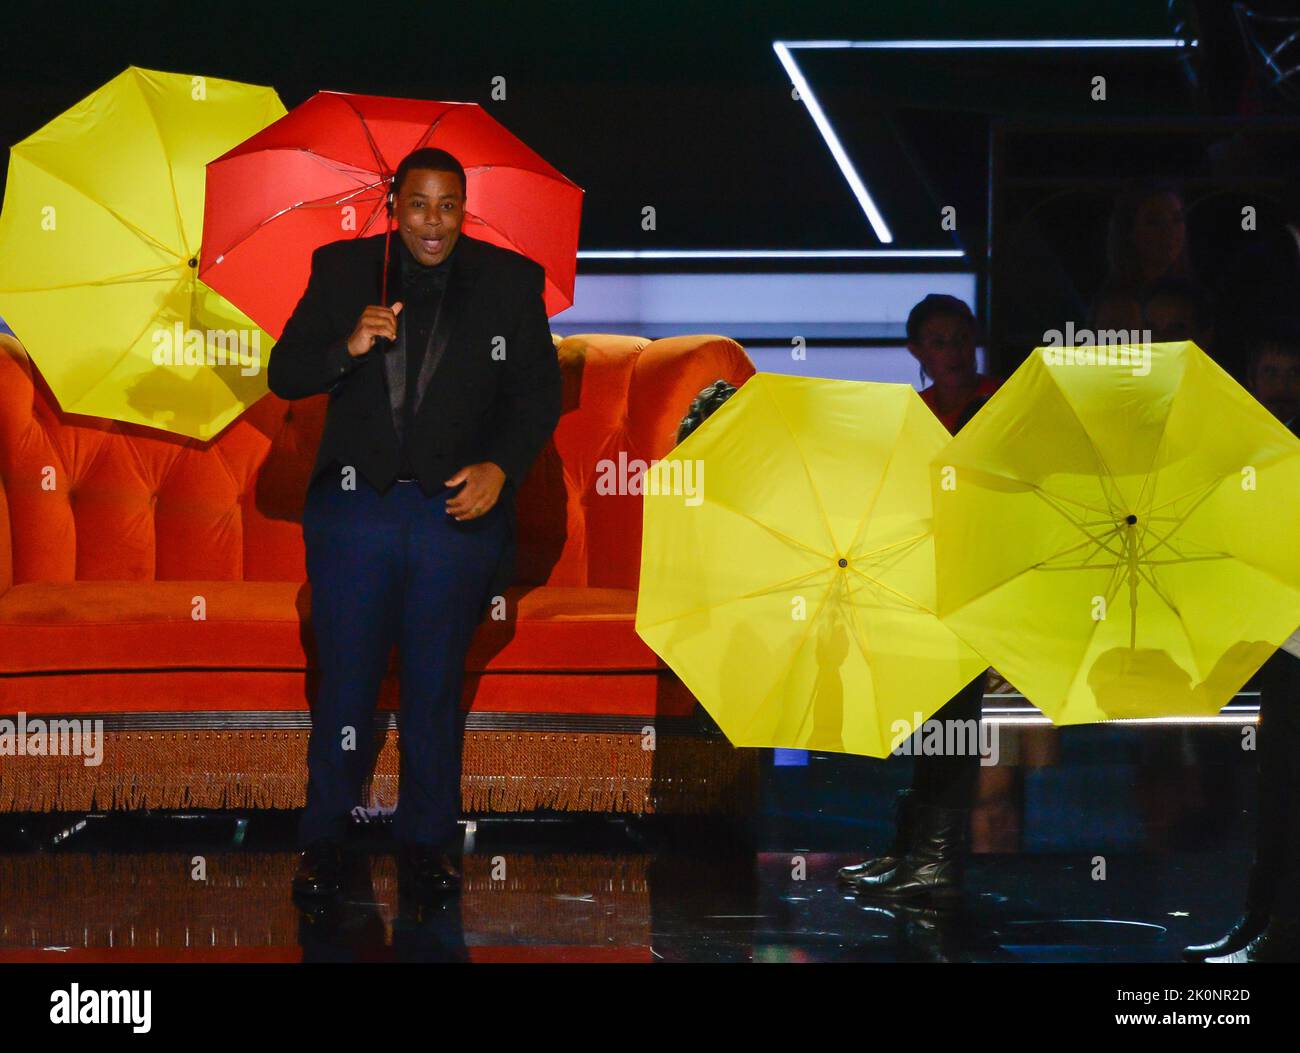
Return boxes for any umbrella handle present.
[382,224,392,307]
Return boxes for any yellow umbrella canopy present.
[932,340,1300,724]
[0,67,285,439]
[636,373,987,757]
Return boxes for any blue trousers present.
[298,474,509,849]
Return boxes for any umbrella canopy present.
[635,373,987,757]
[932,340,1300,724]
[200,91,583,338]
[0,67,285,439]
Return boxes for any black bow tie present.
[399,253,451,301]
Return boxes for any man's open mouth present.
[419,237,444,254]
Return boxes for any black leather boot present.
[839,789,915,886]
[894,902,966,963]
[399,841,462,897]
[292,838,346,900]
[1183,866,1272,961]
[855,804,966,901]
[1183,912,1270,961]
[1205,917,1300,963]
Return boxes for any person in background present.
[908,294,1001,432]
[841,294,1004,901]
[1215,173,1300,382]
[675,379,737,444]
[1104,179,1196,301]
[1090,284,1145,342]
[1186,320,1300,963]
[1142,277,1215,352]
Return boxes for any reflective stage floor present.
[0,719,1261,963]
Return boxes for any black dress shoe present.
[292,838,345,900]
[855,804,966,901]
[1183,912,1268,962]
[839,789,914,886]
[1205,918,1300,963]
[399,842,462,895]
[893,902,967,963]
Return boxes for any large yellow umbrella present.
[0,67,285,439]
[635,373,987,757]
[932,340,1300,724]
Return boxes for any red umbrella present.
[199,91,582,337]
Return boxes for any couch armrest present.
[627,334,757,459]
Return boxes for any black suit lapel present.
[379,240,406,445]
[413,235,481,418]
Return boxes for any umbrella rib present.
[415,114,447,150]
[337,96,391,178]
[1134,481,1226,564]
[463,160,578,189]
[745,572,842,746]
[207,182,386,259]
[133,75,191,257]
[948,461,1114,517]
[1029,536,1124,571]
[851,532,931,594]
[698,489,833,562]
[1129,348,1193,516]
[1132,553,1233,566]
[760,379,840,556]
[1033,490,1129,563]
[10,152,180,263]
[1140,474,1237,520]
[843,400,910,559]
[204,152,388,257]
[943,506,1127,621]
[1030,484,1114,518]
[1043,361,1123,506]
[844,560,933,616]
[1055,601,1117,723]
[840,582,890,746]
[463,210,535,260]
[854,530,929,563]
[635,563,832,633]
[1,264,180,293]
[1128,558,1181,616]
[59,270,192,412]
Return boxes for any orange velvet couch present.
[0,330,759,816]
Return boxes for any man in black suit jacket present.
[269,148,561,899]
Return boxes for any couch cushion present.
[0,582,662,675]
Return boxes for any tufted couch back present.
[0,332,755,594]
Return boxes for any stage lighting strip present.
[578,37,1190,262]
[772,37,1195,247]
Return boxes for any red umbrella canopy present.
[200,91,582,337]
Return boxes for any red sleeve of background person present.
[920,374,1003,434]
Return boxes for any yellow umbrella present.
[635,373,987,757]
[0,67,285,439]
[932,340,1300,724]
